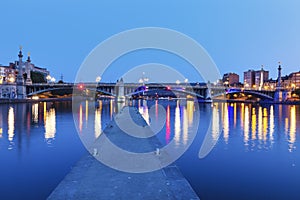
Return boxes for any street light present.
[96,76,101,83]
[46,75,51,83]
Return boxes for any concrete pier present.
[48,106,199,200]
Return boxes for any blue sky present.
[0,0,299,82]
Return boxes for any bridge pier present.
[116,78,125,102]
[205,84,212,99]
[274,89,291,102]
[16,84,27,99]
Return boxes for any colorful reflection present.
[240,103,245,128]
[223,104,229,143]
[32,103,39,123]
[182,105,188,146]
[94,101,102,139]
[269,105,274,142]
[138,100,150,125]
[244,105,249,145]
[166,105,170,143]
[288,106,296,152]
[211,104,220,142]
[258,107,263,141]
[85,100,89,122]
[8,107,15,142]
[78,104,83,133]
[251,107,257,140]
[44,108,56,141]
[186,100,194,126]
[0,100,298,155]
[174,101,181,145]
[110,100,114,119]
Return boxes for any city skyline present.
[0,47,299,84]
[0,1,299,83]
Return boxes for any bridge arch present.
[126,88,205,99]
[226,90,274,100]
[27,87,74,97]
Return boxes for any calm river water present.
[0,100,299,200]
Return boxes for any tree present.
[31,71,47,83]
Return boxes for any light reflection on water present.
[0,100,299,199]
[8,106,14,143]
[134,100,299,154]
[0,100,113,200]
[134,101,300,200]
[44,108,56,144]
[94,101,102,139]
[1,100,299,156]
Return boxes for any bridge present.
[0,81,282,102]
[223,89,275,101]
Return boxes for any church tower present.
[16,46,24,84]
[16,46,27,99]
[25,52,33,84]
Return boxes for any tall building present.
[254,67,269,90]
[243,70,255,89]
[244,67,269,89]
[222,72,239,86]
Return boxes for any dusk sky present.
[0,0,299,83]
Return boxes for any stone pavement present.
[48,106,199,200]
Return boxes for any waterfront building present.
[254,67,269,90]
[222,72,239,87]
[0,47,51,98]
[244,67,269,90]
[0,48,50,85]
[263,78,277,90]
[287,71,300,89]
[0,63,17,84]
[243,70,255,89]
[0,66,6,84]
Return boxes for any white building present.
[0,47,51,99]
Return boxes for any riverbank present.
[48,106,199,200]
[0,97,72,104]
[2,96,300,105]
[212,98,300,105]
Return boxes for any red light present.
[77,83,85,90]
[166,86,171,90]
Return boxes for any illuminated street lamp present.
[46,75,51,83]
[139,73,149,85]
[96,76,101,83]
[176,80,180,85]
[292,83,296,90]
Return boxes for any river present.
[0,100,299,200]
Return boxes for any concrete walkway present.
[48,106,199,200]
